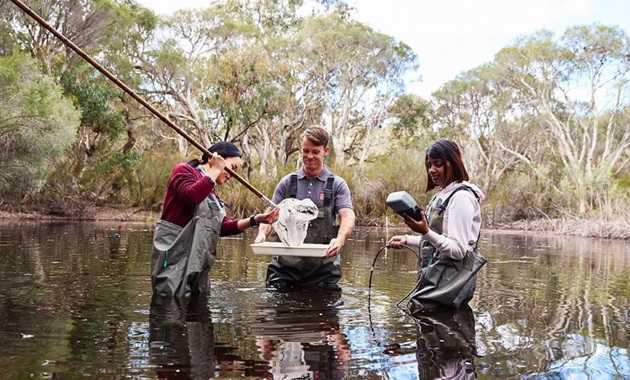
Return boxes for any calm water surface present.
[0,221,628,379]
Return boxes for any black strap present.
[436,185,479,214]
[323,175,335,207]
[288,173,335,206]
[288,174,298,199]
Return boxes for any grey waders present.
[151,193,225,298]
[266,175,341,290]
[409,186,487,311]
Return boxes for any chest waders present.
[266,174,341,290]
[151,193,225,298]
[409,186,487,312]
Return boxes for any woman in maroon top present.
[151,141,278,297]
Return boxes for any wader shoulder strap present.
[288,173,334,205]
[437,185,482,249]
[288,174,298,198]
[323,175,335,207]
[436,185,479,214]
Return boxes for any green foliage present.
[431,24,630,223]
[204,47,287,138]
[1,0,628,231]
[344,146,429,224]
[388,94,432,144]
[295,12,419,164]
[0,52,80,202]
[487,167,554,223]
[131,150,182,210]
[60,65,125,143]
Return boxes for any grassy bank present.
[499,218,630,240]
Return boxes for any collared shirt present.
[272,166,353,217]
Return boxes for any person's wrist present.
[249,215,259,228]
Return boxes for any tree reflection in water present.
[1,224,629,378]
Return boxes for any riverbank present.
[496,218,630,240]
[1,207,628,240]
[0,206,157,223]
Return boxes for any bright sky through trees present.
[137,0,630,97]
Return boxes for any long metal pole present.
[10,0,275,208]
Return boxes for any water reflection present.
[251,290,350,379]
[149,295,217,379]
[1,223,629,378]
[380,308,478,379]
[108,224,123,259]
[414,308,477,379]
[148,290,352,380]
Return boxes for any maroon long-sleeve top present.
[160,163,241,236]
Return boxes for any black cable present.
[367,246,387,297]
[367,246,387,338]
[395,274,424,316]
[367,244,419,337]
[368,244,418,295]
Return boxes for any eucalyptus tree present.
[432,65,566,222]
[126,0,418,180]
[0,53,80,203]
[494,25,630,216]
[432,65,548,199]
[1,0,123,75]
[295,13,418,165]
[131,1,296,169]
[1,0,161,205]
[432,24,630,219]
[388,93,433,145]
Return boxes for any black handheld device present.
[386,191,423,221]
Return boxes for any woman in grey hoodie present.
[388,139,486,311]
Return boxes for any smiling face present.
[426,156,454,188]
[424,140,469,192]
[215,156,242,185]
[301,137,329,177]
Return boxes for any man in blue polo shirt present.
[255,125,355,291]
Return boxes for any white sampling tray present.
[250,242,328,257]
